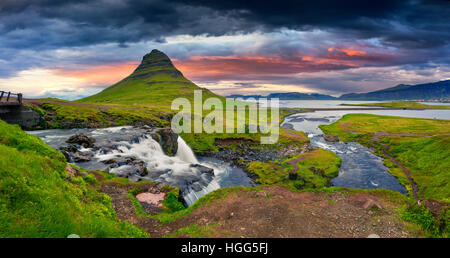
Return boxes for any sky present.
[0,0,449,100]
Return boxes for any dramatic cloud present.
[0,0,449,98]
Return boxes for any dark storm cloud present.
[0,0,448,50]
[176,0,450,50]
[0,0,449,98]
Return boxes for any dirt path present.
[286,155,305,173]
[367,132,433,201]
[100,181,413,238]
[159,186,412,238]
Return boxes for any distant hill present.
[80,49,220,107]
[339,80,450,100]
[228,92,336,100]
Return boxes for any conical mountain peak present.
[134,49,176,73]
[80,49,220,105]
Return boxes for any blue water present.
[281,102,450,194]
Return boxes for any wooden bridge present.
[0,91,23,106]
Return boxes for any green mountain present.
[339,80,450,100]
[79,49,221,108]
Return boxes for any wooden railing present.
[0,91,22,104]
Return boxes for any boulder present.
[323,135,339,142]
[190,163,214,176]
[59,145,79,153]
[66,134,96,148]
[151,128,178,156]
[59,145,79,162]
[72,151,94,162]
[103,156,148,176]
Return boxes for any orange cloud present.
[173,54,357,81]
[327,47,366,56]
[54,61,139,86]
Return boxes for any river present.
[27,100,450,203]
[280,100,450,194]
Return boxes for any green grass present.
[320,113,450,203]
[247,148,341,190]
[341,101,450,109]
[400,203,448,237]
[0,120,147,238]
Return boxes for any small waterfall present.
[183,180,221,206]
[176,136,199,164]
[29,126,254,207]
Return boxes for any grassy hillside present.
[0,120,147,237]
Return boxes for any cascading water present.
[28,126,254,206]
[176,137,199,164]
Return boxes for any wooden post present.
[6,92,11,101]
[18,93,23,104]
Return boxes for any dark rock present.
[59,145,79,153]
[190,163,214,176]
[96,144,119,154]
[147,168,172,178]
[66,134,96,148]
[60,151,71,162]
[72,151,94,162]
[151,128,178,156]
[324,135,339,142]
[134,161,148,176]
[288,172,298,180]
[101,159,117,165]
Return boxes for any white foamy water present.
[176,137,199,164]
[28,127,254,206]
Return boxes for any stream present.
[28,126,254,206]
[282,108,450,194]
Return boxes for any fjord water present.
[28,126,253,206]
[280,100,450,193]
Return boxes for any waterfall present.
[30,126,254,207]
[176,136,199,164]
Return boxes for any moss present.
[247,148,341,191]
[162,189,185,212]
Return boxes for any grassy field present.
[341,101,450,109]
[0,120,147,237]
[247,148,341,191]
[320,114,450,203]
